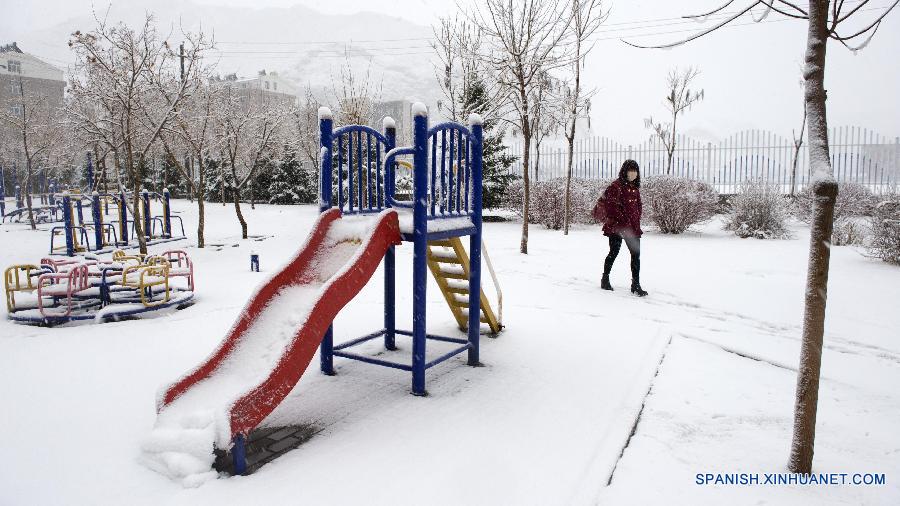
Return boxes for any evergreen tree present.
[459,75,518,209]
[268,150,318,205]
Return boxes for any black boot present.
[631,280,648,297]
[601,273,613,291]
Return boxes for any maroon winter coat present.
[602,179,643,238]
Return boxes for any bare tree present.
[790,66,807,197]
[531,71,566,183]
[215,87,289,239]
[0,78,64,230]
[644,67,704,175]
[468,0,573,254]
[293,86,322,173]
[563,0,605,235]
[67,12,209,254]
[159,82,220,247]
[433,15,506,123]
[330,51,382,127]
[625,0,899,474]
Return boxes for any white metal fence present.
[508,126,900,194]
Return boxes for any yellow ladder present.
[426,237,502,334]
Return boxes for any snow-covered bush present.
[641,176,718,234]
[794,181,877,246]
[724,179,792,239]
[832,219,867,246]
[794,181,875,222]
[503,178,608,229]
[868,197,900,265]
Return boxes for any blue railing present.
[319,110,482,228]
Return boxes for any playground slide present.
[142,208,401,486]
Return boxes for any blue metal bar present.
[440,130,446,214]
[337,135,344,209]
[367,132,373,210]
[430,133,437,216]
[425,343,472,370]
[118,192,128,244]
[400,225,477,243]
[356,131,363,212]
[376,136,383,210]
[333,328,386,351]
[141,190,151,239]
[464,137,471,212]
[332,351,413,371]
[348,133,354,212]
[427,123,474,140]
[62,194,74,256]
[412,108,429,396]
[319,110,336,376]
[163,189,172,238]
[448,130,455,213]
[395,329,468,345]
[467,118,484,366]
[384,147,416,209]
[232,434,247,475]
[92,193,103,250]
[456,130,463,213]
[333,125,388,145]
[384,121,397,350]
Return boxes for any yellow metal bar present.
[426,238,502,334]
[139,266,170,307]
[5,264,41,312]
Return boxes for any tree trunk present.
[521,126,532,254]
[196,160,206,248]
[197,194,206,248]
[788,0,838,475]
[132,180,148,255]
[791,109,808,197]
[233,187,248,239]
[563,130,575,235]
[24,170,36,230]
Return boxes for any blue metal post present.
[92,192,103,250]
[467,115,484,366]
[76,198,84,226]
[163,188,172,238]
[118,191,128,244]
[318,108,336,376]
[232,434,247,475]
[250,253,260,272]
[62,194,74,257]
[142,190,151,239]
[411,105,429,396]
[384,118,397,351]
[85,152,94,192]
[16,184,23,208]
[0,164,5,217]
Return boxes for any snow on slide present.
[141,208,401,487]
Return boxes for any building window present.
[7,60,21,73]
[273,82,277,91]
[265,81,270,90]
[8,104,22,116]
[9,79,22,94]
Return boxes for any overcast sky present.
[5,0,899,142]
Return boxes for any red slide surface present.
[158,208,401,440]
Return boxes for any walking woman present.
[601,159,648,297]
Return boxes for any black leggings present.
[604,234,641,281]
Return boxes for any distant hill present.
[9,0,440,106]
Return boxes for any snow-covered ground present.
[1,199,898,505]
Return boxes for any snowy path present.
[1,201,898,505]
